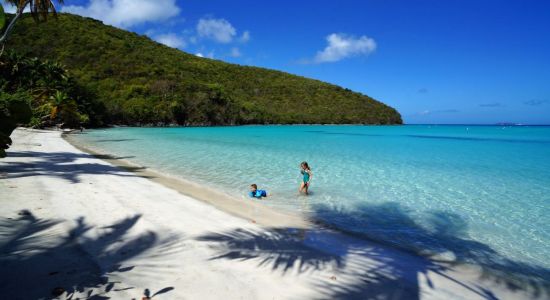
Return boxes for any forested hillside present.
[6,13,402,125]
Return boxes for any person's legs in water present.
[299,181,309,195]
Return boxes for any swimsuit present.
[249,190,267,198]
[301,170,310,184]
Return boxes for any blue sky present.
[5,0,550,124]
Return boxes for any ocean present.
[72,125,550,277]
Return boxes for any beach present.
[0,128,547,299]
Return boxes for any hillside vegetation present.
[6,13,402,125]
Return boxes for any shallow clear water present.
[73,125,550,275]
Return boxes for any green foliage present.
[0,50,106,128]
[0,91,32,157]
[6,13,402,125]
[0,4,5,30]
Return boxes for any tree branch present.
[0,1,30,45]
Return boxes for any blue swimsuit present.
[249,189,267,198]
[301,170,310,183]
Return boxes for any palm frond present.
[11,0,65,21]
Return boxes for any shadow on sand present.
[0,210,179,299]
[1,151,148,183]
[197,202,550,300]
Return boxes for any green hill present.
[6,13,402,125]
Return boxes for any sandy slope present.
[0,128,544,300]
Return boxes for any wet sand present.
[0,128,544,299]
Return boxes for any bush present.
[0,91,32,157]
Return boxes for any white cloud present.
[229,47,241,57]
[154,33,185,49]
[418,110,431,115]
[62,0,181,28]
[196,17,236,43]
[1,1,30,13]
[314,33,376,63]
[240,30,250,43]
[195,51,214,59]
[415,109,459,116]
[1,1,15,13]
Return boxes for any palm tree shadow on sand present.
[196,202,550,300]
[1,150,148,183]
[0,210,179,299]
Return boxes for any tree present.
[49,90,67,119]
[0,5,5,32]
[0,91,32,157]
[5,12,403,126]
[0,0,64,47]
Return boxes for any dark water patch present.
[305,130,385,137]
[324,132,385,137]
[406,135,550,144]
[306,130,550,144]
[94,139,139,143]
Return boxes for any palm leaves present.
[47,90,83,125]
[49,90,66,119]
[5,0,64,20]
[1,51,90,128]
[1,51,66,93]
[34,90,83,127]
[0,0,64,45]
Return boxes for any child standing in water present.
[299,161,312,195]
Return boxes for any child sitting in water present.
[249,184,267,199]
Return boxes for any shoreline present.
[63,129,549,282]
[63,130,461,262]
[1,128,547,299]
[63,132,310,229]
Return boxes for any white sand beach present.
[0,128,546,300]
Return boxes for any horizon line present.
[404,123,550,126]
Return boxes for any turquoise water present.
[73,125,550,276]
